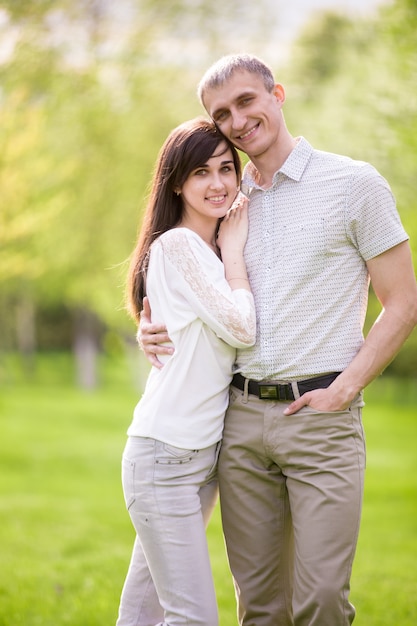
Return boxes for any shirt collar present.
[241,137,313,195]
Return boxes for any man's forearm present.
[332,305,417,403]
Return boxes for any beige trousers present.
[218,386,366,626]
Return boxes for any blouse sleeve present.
[155,229,256,348]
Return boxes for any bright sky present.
[0,0,392,69]
[260,0,391,64]
[149,0,393,69]
[275,0,389,35]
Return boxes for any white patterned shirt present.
[128,228,256,448]
[236,137,408,381]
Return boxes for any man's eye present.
[215,111,228,122]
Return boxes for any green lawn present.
[0,354,416,625]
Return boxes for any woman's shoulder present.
[154,227,205,254]
[151,227,221,278]
[158,227,200,244]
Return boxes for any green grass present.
[351,399,417,625]
[0,354,416,625]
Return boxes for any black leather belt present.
[232,372,341,401]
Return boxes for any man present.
[138,54,417,625]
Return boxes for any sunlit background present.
[1,2,417,625]
[1,0,416,390]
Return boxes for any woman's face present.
[179,142,238,225]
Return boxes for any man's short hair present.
[197,53,275,106]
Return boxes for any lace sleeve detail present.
[157,229,256,347]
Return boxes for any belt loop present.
[242,377,249,404]
[291,381,301,400]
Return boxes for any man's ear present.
[274,83,286,105]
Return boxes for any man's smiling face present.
[202,70,285,160]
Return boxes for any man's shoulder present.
[310,145,381,181]
[312,145,367,168]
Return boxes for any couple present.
[116,54,417,626]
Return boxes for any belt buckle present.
[258,384,279,400]
[258,383,292,401]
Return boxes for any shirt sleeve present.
[153,228,256,348]
[346,162,409,260]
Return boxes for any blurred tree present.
[288,12,355,98]
[0,46,73,367]
[0,1,189,385]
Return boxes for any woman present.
[116,117,256,626]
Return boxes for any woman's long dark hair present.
[126,117,241,322]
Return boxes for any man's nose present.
[231,110,246,130]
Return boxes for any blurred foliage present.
[286,0,417,243]
[0,0,416,378]
[0,1,200,336]
[0,0,57,20]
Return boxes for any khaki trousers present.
[218,386,366,626]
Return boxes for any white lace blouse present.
[127,227,256,449]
